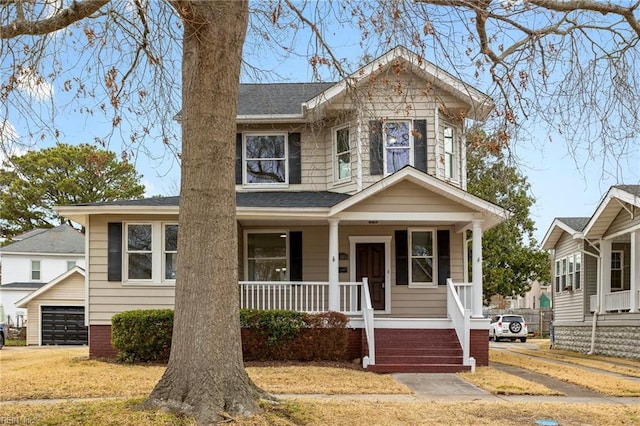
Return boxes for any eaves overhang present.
[583,187,640,239]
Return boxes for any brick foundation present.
[470,329,489,366]
[89,325,118,358]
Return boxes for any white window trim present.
[242,132,289,188]
[554,259,561,293]
[408,228,438,289]
[243,229,290,281]
[30,260,41,282]
[333,124,351,184]
[443,124,458,182]
[574,253,582,290]
[383,120,413,175]
[124,222,177,286]
[611,250,624,290]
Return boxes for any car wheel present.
[0,334,4,350]
[520,337,527,343]
[492,332,499,342]
[509,321,522,333]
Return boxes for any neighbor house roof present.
[541,217,590,250]
[0,282,47,290]
[582,185,640,239]
[0,225,84,255]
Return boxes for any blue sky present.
[1,4,639,243]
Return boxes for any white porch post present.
[328,219,340,312]
[600,239,612,314]
[471,220,484,318]
[630,231,640,312]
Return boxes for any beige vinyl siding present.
[343,180,473,214]
[605,207,640,237]
[553,232,585,322]
[25,272,85,345]
[88,215,178,325]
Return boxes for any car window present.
[503,315,523,322]
[491,315,500,323]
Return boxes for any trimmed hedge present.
[111,309,173,362]
[111,309,350,363]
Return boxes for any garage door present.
[41,306,88,345]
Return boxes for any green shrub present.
[240,309,307,346]
[111,309,173,363]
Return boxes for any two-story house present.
[56,46,509,372]
[542,186,640,359]
[0,225,85,333]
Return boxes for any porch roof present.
[540,217,589,250]
[583,185,640,240]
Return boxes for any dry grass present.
[0,347,409,401]
[248,366,411,395]
[491,350,640,396]
[457,367,563,396]
[0,347,164,400]
[2,399,639,426]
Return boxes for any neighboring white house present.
[0,225,85,326]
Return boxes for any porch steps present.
[368,328,470,373]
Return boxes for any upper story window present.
[409,228,436,288]
[384,121,412,174]
[246,231,288,281]
[443,126,457,179]
[334,126,351,182]
[124,222,177,284]
[244,133,287,185]
[67,260,77,271]
[31,260,41,281]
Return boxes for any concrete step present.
[368,363,471,373]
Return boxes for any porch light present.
[280,234,287,238]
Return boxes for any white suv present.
[489,314,528,343]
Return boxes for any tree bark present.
[142,1,264,423]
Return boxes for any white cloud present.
[16,67,54,102]
[0,120,26,169]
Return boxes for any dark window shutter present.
[108,222,123,282]
[288,132,301,184]
[369,120,383,175]
[290,231,303,281]
[437,230,450,285]
[235,133,243,185]
[413,119,427,173]
[395,230,408,285]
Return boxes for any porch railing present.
[446,278,471,369]
[361,277,375,367]
[238,280,364,315]
[589,290,640,313]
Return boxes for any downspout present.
[582,248,601,355]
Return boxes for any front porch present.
[239,278,487,372]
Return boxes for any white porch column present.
[328,219,340,312]
[630,231,640,312]
[600,239,612,314]
[471,220,484,318]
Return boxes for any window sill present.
[122,281,176,287]
[333,178,352,187]
[408,283,437,289]
[242,183,289,189]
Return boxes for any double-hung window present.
[246,231,288,281]
[574,253,581,290]
[124,222,177,283]
[409,228,436,287]
[244,133,287,185]
[31,260,41,281]
[555,260,561,293]
[164,224,178,280]
[568,256,575,289]
[561,258,567,290]
[443,126,457,179]
[611,250,623,290]
[334,126,351,182]
[126,224,153,280]
[384,121,412,174]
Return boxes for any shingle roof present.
[556,217,590,232]
[71,192,351,209]
[1,282,47,289]
[0,225,84,254]
[613,185,640,197]
[238,83,334,116]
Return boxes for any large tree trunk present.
[142,1,263,423]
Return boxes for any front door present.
[356,243,386,310]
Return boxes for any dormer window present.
[244,133,288,185]
[384,121,412,174]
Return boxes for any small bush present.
[111,309,173,363]
[240,309,308,347]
